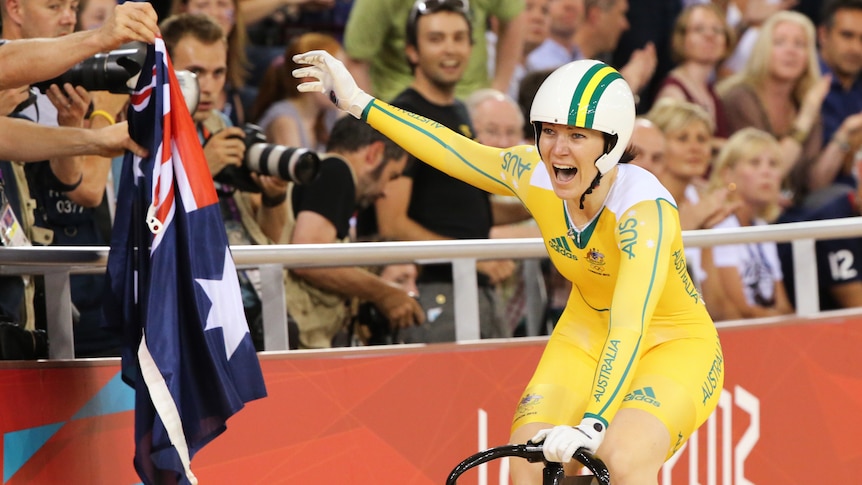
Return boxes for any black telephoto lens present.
[245,144,321,185]
[240,124,321,185]
[33,41,147,94]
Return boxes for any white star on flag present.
[196,247,249,359]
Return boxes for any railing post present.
[259,264,288,351]
[43,270,75,359]
[523,259,546,337]
[791,238,819,317]
[452,258,480,341]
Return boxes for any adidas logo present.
[624,386,661,407]
[548,236,578,261]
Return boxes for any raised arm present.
[364,100,524,196]
[0,2,158,90]
[292,50,520,197]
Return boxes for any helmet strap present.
[578,171,603,210]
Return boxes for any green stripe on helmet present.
[568,63,622,129]
[584,71,622,127]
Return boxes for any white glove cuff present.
[578,416,607,453]
[580,416,606,436]
[347,91,374,119]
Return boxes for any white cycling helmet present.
[530,59,635,175]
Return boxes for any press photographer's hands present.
[93,122,148,158]
[0,87,30,117]
[47,84,91,128]
[204,127,246,177]
[374,283,425,330]
[95,2,159,50]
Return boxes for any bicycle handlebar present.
[445,444,610,485]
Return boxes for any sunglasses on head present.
[411,0,470,19]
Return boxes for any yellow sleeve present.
[362,99,524,197]
[583,199,678,425]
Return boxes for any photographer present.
[2,0,150,203]
[162,13,288,350]
[0,125,147,359]
[1,1,154,357]
[0,0,157,190]
[0,1,158,205]
[284,115,424,349]
[0,2,157,358]
[162,13,287,242]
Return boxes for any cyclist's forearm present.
[582,326,643,424]
[364,99,514,196]
[584,201,675,421]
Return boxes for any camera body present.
[214,123,321,192]
[356,301,395,346]
[355,294,423,346]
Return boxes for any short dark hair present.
[821,0,862,29]
[326,116,406,164]
[517,69,554,141]
[159,13,225,57]
[405,0,473,48]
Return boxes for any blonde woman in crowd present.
[655,3,733,138]
[647,99,735,232]
[720,0,798,78]
[709,128,793,318]
[717,11,855,203]
[250,33,343,150]
[647,98,738,321]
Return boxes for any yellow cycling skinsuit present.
[360,100,723,456]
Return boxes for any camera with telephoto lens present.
[22,41,201,115]
[214,123,321,192]
[33,41,148,95]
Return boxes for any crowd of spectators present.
[3,0,862,356]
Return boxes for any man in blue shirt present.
[818,0,862,188]
[778,187,862,310]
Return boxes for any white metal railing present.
[2,217,862,359]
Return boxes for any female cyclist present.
[292,52,723,485]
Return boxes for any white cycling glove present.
[292,50,374,119]
[530,417,606,463]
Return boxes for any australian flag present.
[102,38,266,484]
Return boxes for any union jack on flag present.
[102,37,266,485]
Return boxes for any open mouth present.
[553,164,578,183]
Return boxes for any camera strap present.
[0,169,31,248]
